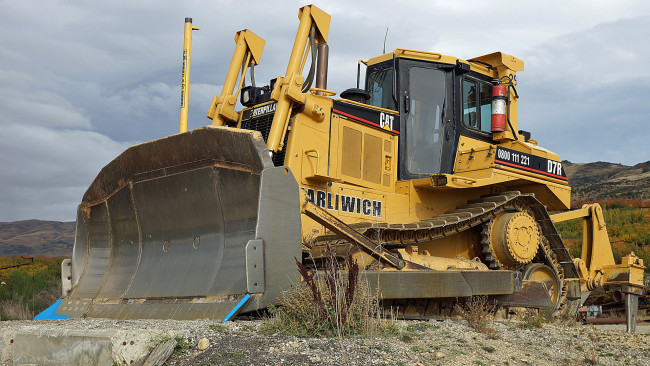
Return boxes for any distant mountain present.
[0,220,74,257]
[563,161,650,202]
[1,161,648,257]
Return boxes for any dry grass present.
[563,345,601,366]
[0,298,34,320]
[36,280,61,307]
[518,310,545,330]
[581,349,599,365]
[0,279,60,320]
[454,296,500,339]
[264,246,396,338]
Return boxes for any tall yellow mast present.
[180,17,199,133]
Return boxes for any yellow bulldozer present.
[56,5,645,328]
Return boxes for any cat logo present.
[380,112,394,131]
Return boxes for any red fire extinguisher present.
[491,84,507,132]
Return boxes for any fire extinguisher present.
[491,84,508,132]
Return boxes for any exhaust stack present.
[316,43,329,92]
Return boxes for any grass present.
[149,334,192,358]
[411,345,426,353]
[399,333,413,343]
[237,323,257,332]
[481,344,496,353]
[405,322,440,332]
[454,296,500,339]
[0,257,62,320]
[519,312,545,330]
[582,350,599,366]
[263,246,396,338]
[173,335,191,356]
[562,346,600,366]
[209,323,228,332]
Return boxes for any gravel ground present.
[163,319,650,366]
[5,317,650,365]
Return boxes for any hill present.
[0,220,74,257]
[0,160,648,257]
[563,160,650,202]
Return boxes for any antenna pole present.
[383,27,389,54]
[180,18,200,133]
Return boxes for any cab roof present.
[365,49,524,78]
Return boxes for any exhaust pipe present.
[316,43,329,94]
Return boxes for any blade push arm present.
[551,204,645,292]
[207,30,265,126]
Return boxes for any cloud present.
[0,71,91,129]
[1,0,650,221]
[0,96,92,130]
[520,15,650,164]
[0,123,133,221]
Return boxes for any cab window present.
[462,78,493,133]
[367,68,397,111]
[406,67,446,175]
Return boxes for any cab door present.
[398,61,454,180]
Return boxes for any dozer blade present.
[56,126,301,320]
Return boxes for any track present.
[308,191,580,318]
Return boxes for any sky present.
[1,0,649,222]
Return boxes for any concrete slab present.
[14,331,115,366]
[2,321,164,366]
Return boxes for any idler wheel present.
[523,263,561,311]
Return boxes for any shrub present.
[454,296,500,339]
[173,335,191,356]
[264,246,395,337]
[0,257,62,320]
[582,349,599,365]
[519,311,545,330]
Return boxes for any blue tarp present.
[33,299,71,320]
[223,293,251,321]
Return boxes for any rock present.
[197,338,210,351]
[309,354,321,363]
[436,352,446,359]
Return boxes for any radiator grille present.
[240,111,288,167]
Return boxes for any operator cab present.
[362,50,523,181]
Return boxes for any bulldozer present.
[55,5,645,327]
